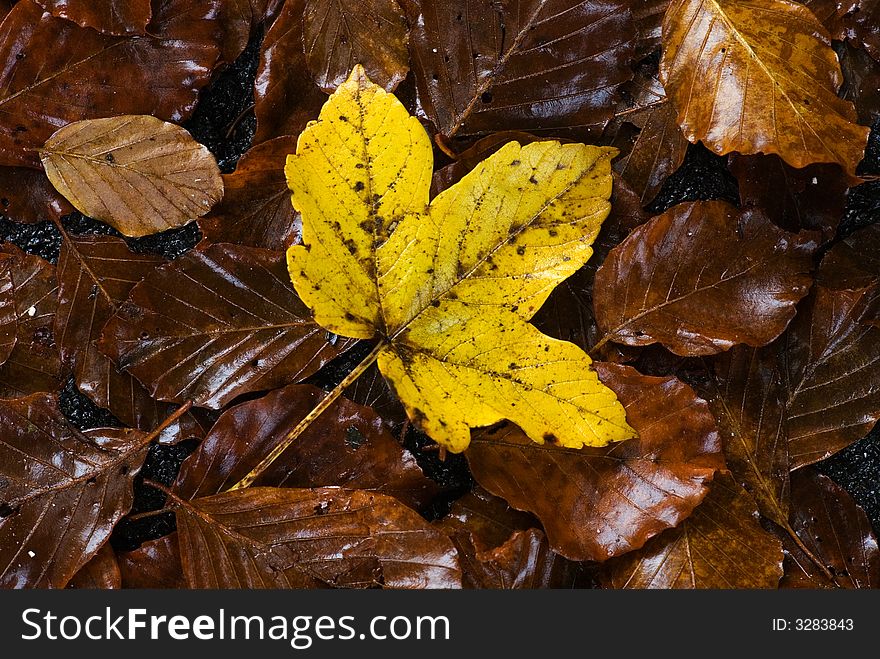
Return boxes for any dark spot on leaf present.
[354,181,365,192]
[105,153,115,163]
[516,245,526,255]
[543,433,559,445]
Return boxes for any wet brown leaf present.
[781,468,880,588]
[0,394,150,588]
[0,168,74,223]
[593,201,818,356]
[174,487,462,589]
[436,486,539,551]
[632,0,670,57]
[253,0,326,144]
[34,0,152,35]
[817,223,880,290]
[56,234,204,444]
[456,528,592,589]
[840,43,880,125]
[303,0,409,93]
[198,136,300,250]
[408,0,636,139]
[0,0,220,168]
[0,245,60,398]
[343,362,409,432]
[41,115,224,238]
[67,544,121,589]
[117,534,185,589]
[704,346,790,529]
[601,473,784,588]
[99,243,352,409]
[730,154,848,242]
[0,254,13,366]
[661,0,870,175]
[467,363,723,561]
[217,0,285,64]
[842,0,880,61]
[612,72,687,207]
[173,383,439,509]
[782,284,880,469]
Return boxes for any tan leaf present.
[40,115,223,237]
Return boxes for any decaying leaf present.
[0,245,61,398]
[632,0,670,57]
[0,0,220,168]
[612,71,688,207]
[286,66,634,453]
[703,346,790,529]
[199,136,300,250]
[100,243,352,409]
[817,223,880,290]
[34,0,152,35]
[41,116,224,238]
[407,0,636,139]
[117,534,185,589]
[303,0,409,93]
[661,0,870,175]
[467,363,723,561]
[730,154,848,241]
[56,234,203,444]
[173,383,439,509]
[0,254,13,366]
[781,468,880,589]
[67,544,121,589]
[254,0,325,144]
[0,168,74,224]
[0,394,150,588]
[174,487,462,588]
[601,473,784,588]
[593,201,817,356]
[782,284,880,469]
[454,528,592,589]
[842,0,880,61]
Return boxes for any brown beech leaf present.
[0,168,74,223]
[704,346,790,529]
[782,284,880,469]
[0,394,150,588]
[455,528,592,589]
[612,72,688,207]
[217,0,285,64]
[781,469,880,588]
[254,0,326,144]
[842,0,880,61]
[0,254,13,366]
[730,154,848,242]
[661,0,870,176]
[173,383,440,510]
[198,136,300,250]
[0,0,220,168]
[408,0,636,139]
[602,473,784,588]
[173,487,462,589]
[817,223,880,290]
[117,534,185,589]
[303,0,409,93]
[467,363,723,561]
[67,544,121,589]
[41,116,224,238]
[344,362,409,431]
[800,0,849,34]
[56,234,203,444]
[593,201,817,356]
[436,486,539,551]
[34,0,152,35]
[99,243,352,409]
[632,0,670,57]
[840,43,880,124]
[0,245,61,398]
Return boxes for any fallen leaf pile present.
[1,0,879,590]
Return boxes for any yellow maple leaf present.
[286,66,635,453]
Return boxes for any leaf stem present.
[228,340,387,491]
[589,334,612,356]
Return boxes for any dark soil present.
[2,33,878,551]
